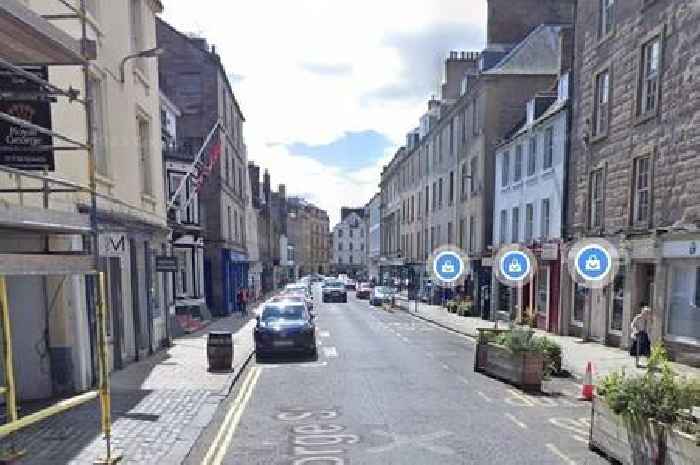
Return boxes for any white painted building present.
[331,209,367,277]
[492,73,569,332]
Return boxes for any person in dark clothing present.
[629,306,653,365]
[237,288,248,316]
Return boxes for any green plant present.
[648,341,669,370]
[534,337,562,377]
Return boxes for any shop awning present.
[0,0,85,65]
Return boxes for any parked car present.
[344,279,357,291]
[370,286,395,306]
[254,301,317,358]
[284,283,314,310]
[356,282,371,299]
[322,280,347,303]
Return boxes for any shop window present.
[667,264,700,341]
[572,283,587,325]
[537,268,549,318]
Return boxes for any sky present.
[162,0,487,225]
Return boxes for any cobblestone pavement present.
[394,296,700,382]
[3,313,256,465]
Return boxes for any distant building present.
[366,193,381,281]
[332,208,367,277]
[287,197,330,277]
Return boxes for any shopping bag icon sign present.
[585,254,601,271]
[441,261,455,274]
[508,259,522,274]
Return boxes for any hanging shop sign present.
[0,66,54,170]
[156,255,179,272]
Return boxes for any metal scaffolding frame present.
[0,1,119,463]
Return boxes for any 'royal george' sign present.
[0,66,54,170]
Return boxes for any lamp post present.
[119,47,163,83]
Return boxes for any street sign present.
[156,256,178,272]
[0,66,54,170]
[98,232,127,257]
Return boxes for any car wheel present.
[309,346,318,360]
[342,297,347,303]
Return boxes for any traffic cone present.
[579,361,594,401]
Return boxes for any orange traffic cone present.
[579,361,594,401]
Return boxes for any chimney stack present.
[263,169,271,204]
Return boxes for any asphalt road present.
[198,285,609,465]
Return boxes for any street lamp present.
[119,47,163,83]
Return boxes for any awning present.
[0,0,85,65]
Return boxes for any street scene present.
[0,0,699,464]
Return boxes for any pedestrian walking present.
[630,306,653,367]
[238,288,248,316]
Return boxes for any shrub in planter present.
[446,300,458,313]
[534,337,562,377]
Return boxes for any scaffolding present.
[0,0,118,463]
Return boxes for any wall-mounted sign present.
[99,232,127,257]
[0,66,54,170]
[541,243,559,261]
[156,256,179,272]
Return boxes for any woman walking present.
[630,306,653,367]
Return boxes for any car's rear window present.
[262,305,306,321]
[326,281,344,287]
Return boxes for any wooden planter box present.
[474,339,544,391]
[590,397,699,465]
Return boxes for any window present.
[447,222,453,244]
[225,149,230,185]
[462,108,468,142]
[430,226,436,250]
[411,195,415,222]
[449,119,454,157]
[541,198,550,239]
[527,137,537,176]
[572,283,587,325]
[499,210,507,244]
[137,116,152,195]
[349,255,353,265]
[633,156,651,225]
[87,76,107,175]
[472,98,479,135]
[461,162,468,197]
[543,127,554,170]
[639,37,661,116]
[610,267,625,332]
[338,229,343,238]
[130,0,145,71]
[470,157,478,194]
[525,203,534,242]
[338,242,342,251]
[234,209,239,240]
[449,171,454,205]
[424,228,429,258]
[227,206,232,239]
[349,242,353,251]
[432,182,437,211]
[438,178,443,208]
[512,207,519,242]
[459,219,465,248]
[599,0,615,38]
[238,166,244,196]
[593,70,610,137]
[667,264,700,339]
[514,146,522,182]
[418,191,422,218]
[425,185,429,214]
[501,152,510,187]
[469,216,476,252]
[590,168,604,229]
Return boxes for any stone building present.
[157,19,249,316]
[0,0,167,399]
[332,208,367,277]
[366,193,382,282]
[379,0,574,317]
[563,0,700,364]
[287,197,330,277]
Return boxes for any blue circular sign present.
[575,245,611,281]
[433,251,464,283]
[500,251,531,282]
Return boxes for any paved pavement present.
[5,312,256,465]
[206,287,608,465]
[394,295,700,382]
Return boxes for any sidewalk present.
[395,296,700,382]
[5,313,256,465]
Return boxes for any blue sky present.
[162,0,486,224]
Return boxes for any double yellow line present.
[201,366,261,465]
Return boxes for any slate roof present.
[483,24,567,76]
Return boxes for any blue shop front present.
[222,249,249,315]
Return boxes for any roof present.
[483,24,567,76]
[498,98,568,149]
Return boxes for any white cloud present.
[161,0,487,225]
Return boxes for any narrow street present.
[192,285,607,465]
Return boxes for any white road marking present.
[476,391,493,403]
[457,376,469,385]
[400,336,410,343]
[367,430,455,456]
[545,443,577,465]
[319,330,330,338]
[323,346,338,358]
[441,363,450,371]
[505,413,528,429]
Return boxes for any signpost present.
[0,66,54,170]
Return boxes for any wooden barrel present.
[207,331,233,371]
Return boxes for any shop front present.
[533,242,561,334]
[222,249,249,315]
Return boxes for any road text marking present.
[545,443,576,465]
[323,346,338,358]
